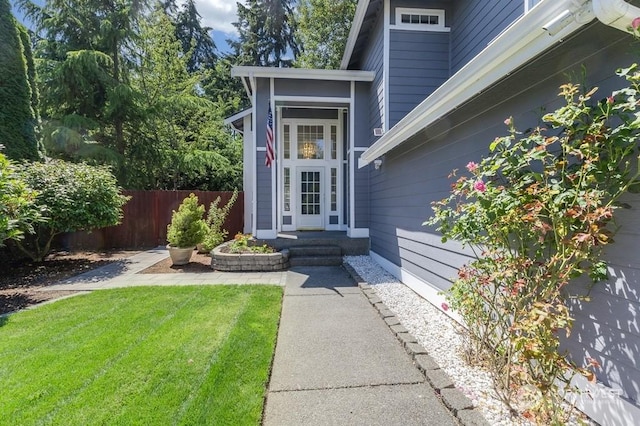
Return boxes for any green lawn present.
[0,285,282,425]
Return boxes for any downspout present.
[593,0,640,31]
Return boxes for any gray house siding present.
[450,0,523,74]
[361,10,385,139]
[255,77,272,230]
[274,79,351,98]
[369,22,640,402]
[388,30,449,127]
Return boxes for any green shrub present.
[166,193,208,248]
[0,152,42,245]
[15,160,129,261]
[199,189,238,253]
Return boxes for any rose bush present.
[427,65,640,423]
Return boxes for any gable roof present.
[340,0,381,70]
[358,0,640,167]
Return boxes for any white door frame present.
[279,117,344,232]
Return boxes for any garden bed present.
[211,242,289,272]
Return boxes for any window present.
[524,0,541,13]
[394,8,449,32]
[284,168,290,212]
[297,125,324,160]
[283,125,290,159]
[330,168,337,212]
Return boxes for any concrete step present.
[289,256,344,267]
[289,245,342,257]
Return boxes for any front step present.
[289,245,342,257]
[288,244,343,267]
[289,256,343,267]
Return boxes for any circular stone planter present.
[167,245,195,266]
[211,242,290,272]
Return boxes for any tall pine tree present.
[230,0,298,67]
[176,0,217,72]
[0,0,40,160]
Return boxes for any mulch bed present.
[0,250,140,315]
[139,252,213,274]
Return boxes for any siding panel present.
[451,0,523,73]
[389,30,449,127]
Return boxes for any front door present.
[279,117,342,232]
[296,168,323,229]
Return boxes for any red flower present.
[474,180,486,193]
[441,302,449,311]
[632,17,640,30]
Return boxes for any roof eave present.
[358,0,597,168]
[340,0,371,70]
[231,66,375,82]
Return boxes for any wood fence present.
[58,190,244,250]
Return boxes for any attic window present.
[394,8,449,32]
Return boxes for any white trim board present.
[369,250,463,324]
[232,66,375,82]
[340,0,371,70]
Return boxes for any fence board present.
[58,190,244,250]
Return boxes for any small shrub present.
[227,233,274,254]
[199,189,238,253]
[166,193,208,248]
[0,152,43,245]
[15,160,129,261]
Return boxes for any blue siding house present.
[230,1,640,423]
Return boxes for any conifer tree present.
[0,0,39,160]
[176,0,217,72]
[230,0,298,67]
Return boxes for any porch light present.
[301,142,317,159]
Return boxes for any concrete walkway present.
[38,247,286,292]
[263,266,456,425]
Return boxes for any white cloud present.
[194,0,242,35]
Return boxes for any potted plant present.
[166,193,208,265]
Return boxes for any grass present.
[0,285,282,425]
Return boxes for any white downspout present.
[593,0,640,32]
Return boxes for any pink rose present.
[441,302,449,311]
[504,117,513,127]
[607,96,615,105]
[474,180,486,193]
[466,161,478,173]
[632,17,640,30]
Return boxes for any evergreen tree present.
[295,0,357,69]
[18,0,146,157]
[0,0,39,160]
[176,0,217,72]
[230,0,298,67]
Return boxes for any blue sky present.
[10,0,240,54]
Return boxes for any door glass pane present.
[331,168,337,211]
[331,126,337,160]
[300,171,321,216]
[297,125,324,159]
[283,125,290,159]
[284,167,290,211]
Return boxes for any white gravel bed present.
[345,255,579,426]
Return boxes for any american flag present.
[265,105,274,167]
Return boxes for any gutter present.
[593,0,640,31]
[358,0,640,168]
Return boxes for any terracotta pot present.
[167,245,195,265]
